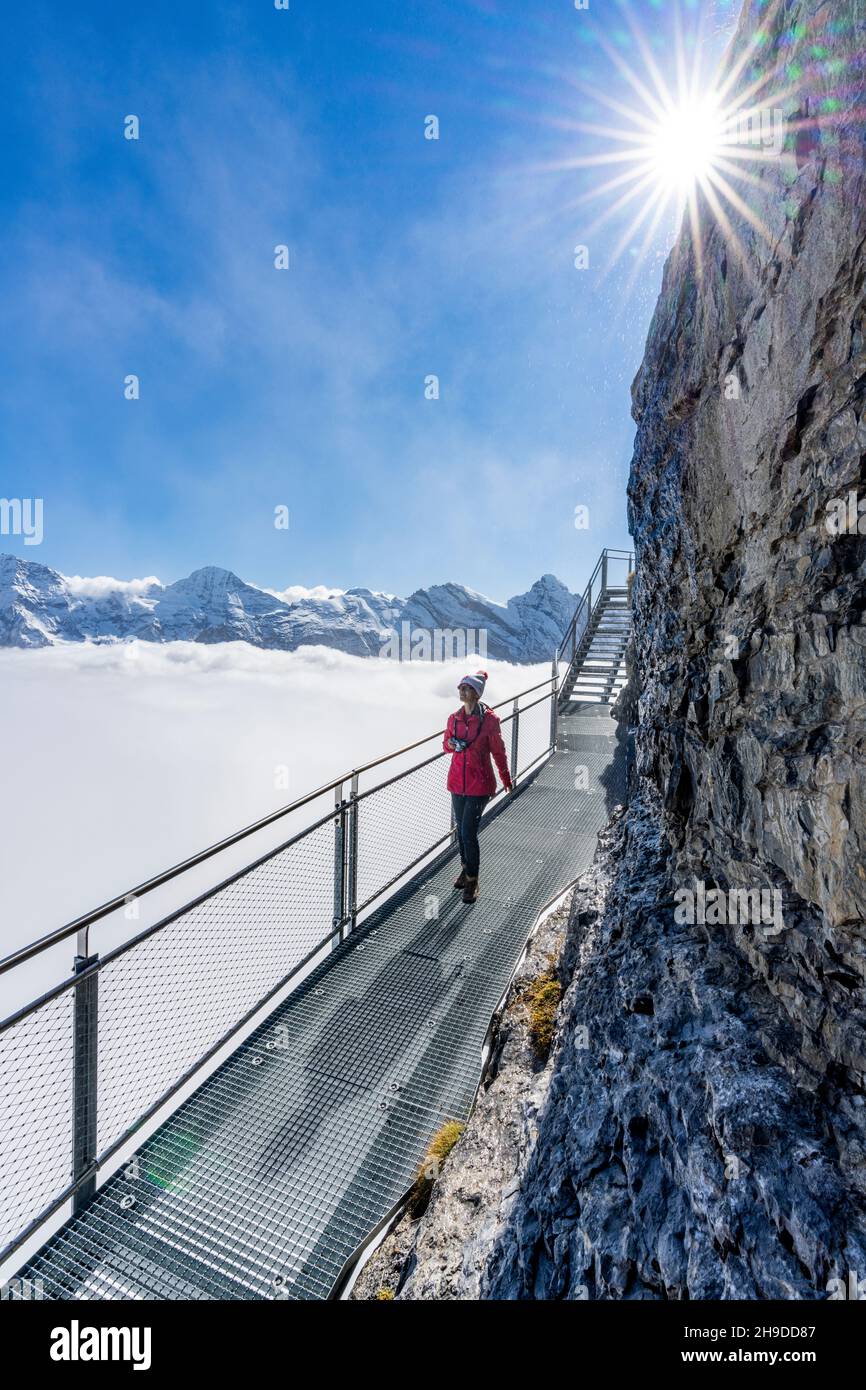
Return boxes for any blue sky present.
[0,0,737,601]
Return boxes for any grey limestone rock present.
[356,0,866,1300]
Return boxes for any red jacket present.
[443,703,512,796]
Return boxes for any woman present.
[443,670,513,904]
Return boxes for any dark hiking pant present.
[451,793,489,878]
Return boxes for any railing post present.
[72,927,98,1215]
[550,657,559,748]
[346,771,359,935]
[601,550,608,596]
[332,782,347,948]
[510,698,520,790]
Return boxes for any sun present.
[647,97,725,196]
[535,2,816,291]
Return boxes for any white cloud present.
[262,584,345,604]
[62,573,162,598]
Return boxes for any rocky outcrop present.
[354,0,866,1300]
[625,0,866,1145]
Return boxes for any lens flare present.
[527,0,856,298]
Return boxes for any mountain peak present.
[170,565,248,589]
[0,554,580,661]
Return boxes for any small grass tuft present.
[408,1120,464,1218]
[524,954,563,1059]
[376,1287,395,1300]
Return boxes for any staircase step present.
[559,574,632,710]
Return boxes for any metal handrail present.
[0,664,560,1267]
[0,677,555,978]
[0,796,346,1033]
[557,547,634,666]
[1,547,627,1267]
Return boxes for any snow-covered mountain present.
[0,554,578,662]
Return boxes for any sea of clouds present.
[0,642,548,952]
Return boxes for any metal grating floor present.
[17,704,625,1301]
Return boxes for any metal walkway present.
[14,703,625,1301]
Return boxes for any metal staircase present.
[557,549,633,707]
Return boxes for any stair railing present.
[556,547,634,671]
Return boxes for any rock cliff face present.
[354,0,866,1299]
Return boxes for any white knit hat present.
[458,670,488,697]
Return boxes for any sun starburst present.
[536,0,851,293]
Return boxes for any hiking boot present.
[462,875,479,904]
[453,866,467,890]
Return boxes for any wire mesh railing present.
[0,666,559,1270]
[354,754,451,913]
